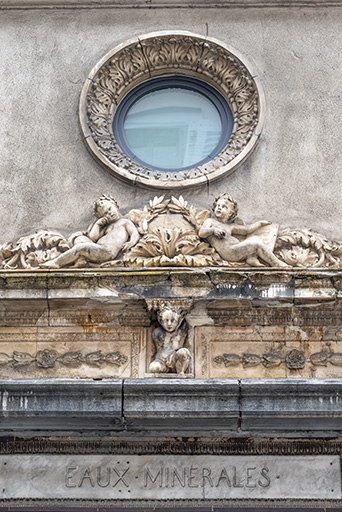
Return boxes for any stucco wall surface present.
[0,7,341,242]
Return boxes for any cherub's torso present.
[98,218,131,250]
[153,326,187,360]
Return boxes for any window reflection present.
[123,89,222,170]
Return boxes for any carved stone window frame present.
[79,31,265,189]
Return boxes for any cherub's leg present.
[174,348,191,374]
[227,241,288,268]
[246,256,264,267]
[41,245,85,268]
[149,360,168,373]
[255,244,289,267]
[42,242,110,269]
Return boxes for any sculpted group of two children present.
[43,193,287,270]
[42,193,286,375]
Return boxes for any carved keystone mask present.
[80,31,265,189]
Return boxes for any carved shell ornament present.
[79,31,265,189]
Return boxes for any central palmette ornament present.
[1,194,342,269]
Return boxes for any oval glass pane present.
[123,87,223,171]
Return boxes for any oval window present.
[113,76,234,172]
[80,31,265,189]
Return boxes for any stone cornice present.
[0,267,336,308]
[1,0,342,8]
[0,267,340,301]
[1,378,342,437]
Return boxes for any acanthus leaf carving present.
[80,31,264,188]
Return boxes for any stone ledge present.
[0,378,123,430]
[1,378,342,436]
[0,268,340,303]
[123,378,240,431]
[240,378,342,433]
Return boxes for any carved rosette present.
[80,31,265,189]
[213,349,342,370]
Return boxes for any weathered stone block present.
[0,378,123,430]
[240,379,342,432]
[123,378,240,432]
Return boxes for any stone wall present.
[1,5,342,243]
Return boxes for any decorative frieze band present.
[2,194,342,270]
[0,349,127,370]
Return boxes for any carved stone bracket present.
[145,298,193,316]
[79,31,264,189]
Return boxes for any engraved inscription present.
[66,465,130,488]
[0,455,339,500]
[143,464,271,489]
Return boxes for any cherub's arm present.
[176,322,188,347]
[152,327,166,349]
[87,217,108,242]
[122,220,140,251]
[231,220,271,236]
[198,219,225,239]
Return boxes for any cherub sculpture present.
[149,301,191,375]
[42,195,139,269]
[199,193,288,267]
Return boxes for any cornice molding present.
[1,378,342,436]
[1,0,342,8]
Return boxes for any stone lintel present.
[1,378,342,436]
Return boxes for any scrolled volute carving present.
[274,228,342,268]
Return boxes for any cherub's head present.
[157,303,183,332]
[213,194,238,223]
[93,195,119,221]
